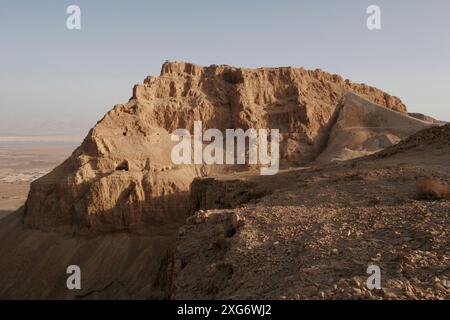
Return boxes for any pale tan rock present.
[316,92,434,162]
[23,61,411,233]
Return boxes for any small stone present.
[435,283,448,292]
[302,285,319,296]
[353,288,363,295]
[352,278,362,287]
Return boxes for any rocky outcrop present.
[316,93,434,162]
[408,113,446,125]
[3,62,448,300]
[190,177,269,213]
[24,61,409,233]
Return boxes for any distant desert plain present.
[0,138,80,219]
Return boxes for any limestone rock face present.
[24,62,408,233]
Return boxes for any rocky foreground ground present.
[171,125,450,299]
[174,163,450,299]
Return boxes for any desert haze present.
[0,62,448,299]
[0,142,79,215]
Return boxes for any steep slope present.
[317,93,435,162]
[375,123,450,159]
[0,211,176,299]
[23,61,408,233]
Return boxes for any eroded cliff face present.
[24,61,407,233]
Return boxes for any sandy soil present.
[0,142,78,215]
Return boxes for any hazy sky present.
[1,0,449,136]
